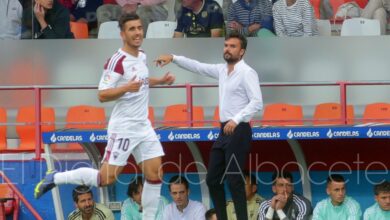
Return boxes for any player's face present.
[376,191,390,211]
[35,0,54,9]
[170,183,189,208]
[223,38,245,64]
[272,178,293,199]
[245,176,257,200]
[121,19,144,49]
[75,193,95,215]
[131,185,143,206]
[326,181,346,205]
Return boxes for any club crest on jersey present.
[132,67,137,72]
[103,74,111,82]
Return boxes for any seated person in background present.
[227,0,274,37]
[68,185,114,220]
[361,0,390,35]
[121,176,168,220]
[364,180,390,220]
[272,0,318,37]
[33,0,74,39]
[162,175,206,220]
[96,0,168,35]
[58,0,75,11]
[0,0,23,39]
[312,174,361,220]
[205,208,217,220]
[226,171,265,220]
[70,0,103,30]
[174,0,224,38]
[258,171,312,220]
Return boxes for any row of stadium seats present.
[0,102,389,151]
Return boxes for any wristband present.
[265,207,274,219]
[276,209,287,220]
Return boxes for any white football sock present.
[54,167,99,187]
[142,180,162,220]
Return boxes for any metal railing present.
[1,80,390,159]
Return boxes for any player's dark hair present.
[118,13,141,31]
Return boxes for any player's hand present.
[223,120,237,135]
[126,76,143,92]
[154,54,173,67]
[162,72,175,85]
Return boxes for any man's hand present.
[125,76,143,92]
[229,21,243,31]
[155,54,174,67]
[270,195,278,209]
[223,120,237,135]
[34,3,46,24]
[161,72,175,85]
[275,192,288,210]
[248,23,261,33]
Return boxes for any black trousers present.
[206,122,252,220]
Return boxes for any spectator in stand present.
[96,0,168,35]
[121,176,168,220]
[226,171,265,220]
[312,174,361,220]
[272,0,318,37]
[258,171,312,220]
[174,0,224,37]
[227,0,274,37]
[71,0,103,30]
[68,185,114,220]
[0,0,23,39]
[33,0,74,39]
[162,175,206,220]
[361,0,390,35]
[364,180,390,220]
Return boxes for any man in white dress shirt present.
[155,31,263,220]
[162,175,206,220]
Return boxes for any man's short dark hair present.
[327,174,345,185]
[72,185,93,203]
[168,175,189,191]
[127,176,143,198]
[272,171,293,185]
[225,31,247,50]
[243,170,257,186]
[374,181,390,195]
[118,13,141,31]
[205,208,216,219]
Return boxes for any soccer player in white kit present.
[34,13,175,220]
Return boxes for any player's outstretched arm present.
[154,54,174,67]
[149,72,175,87]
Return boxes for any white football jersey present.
[98,48,151,135]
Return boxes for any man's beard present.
[223,52,239,64]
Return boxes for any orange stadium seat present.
[16,106,55,151]
[163,104,205,127]
[0,183,19,220]
[65,105,106,130]
[148,106,155,127]
[362,102,390,124]
[0,108,6,151]
[70,22,89,39]
[262,103,304,126]
[212,106,220,127]
[313,103,354,125]
[63,105,106,151]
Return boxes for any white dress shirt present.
[173,55,263,124]
[162,199,206,220]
